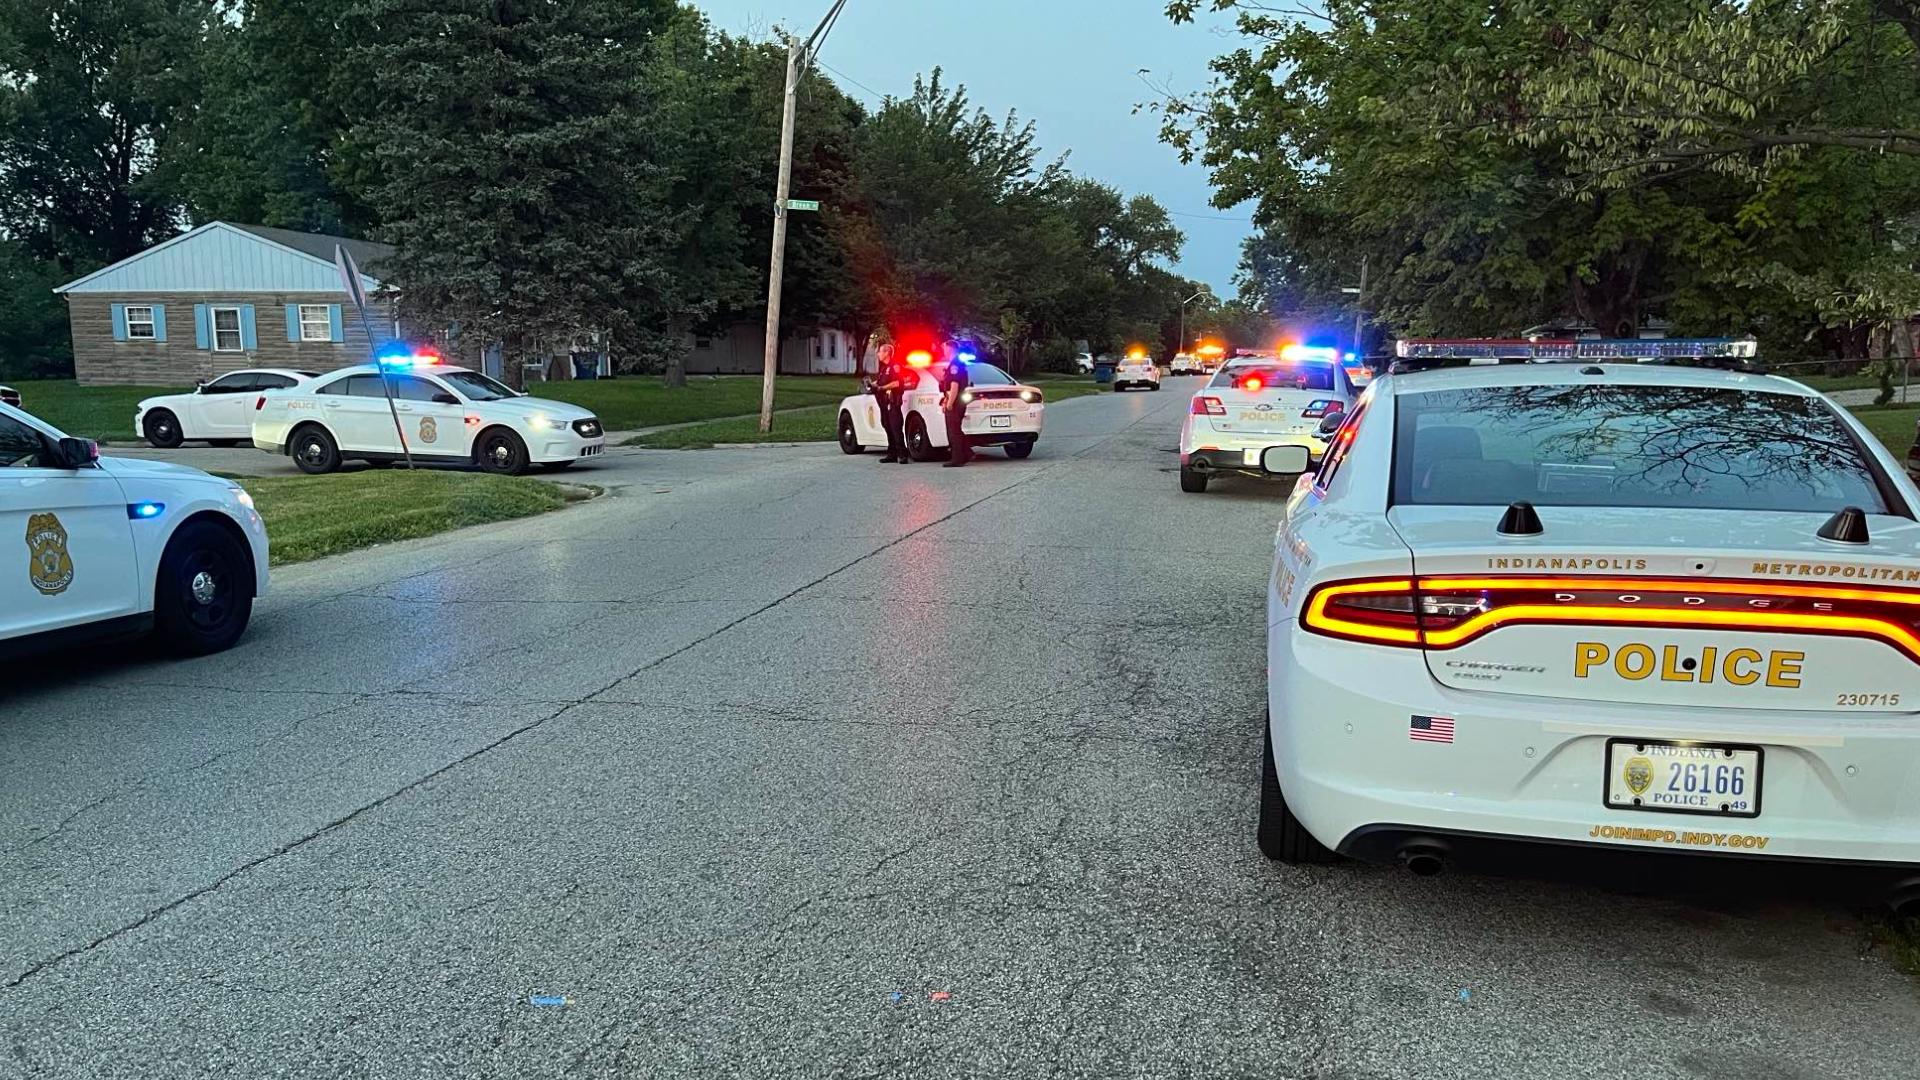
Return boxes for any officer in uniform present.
[873,344,909,464]
[938,349,973,468]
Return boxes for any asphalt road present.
[3,377,1917,1079]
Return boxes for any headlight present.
[230,486,255,510]
[526,414,556,430]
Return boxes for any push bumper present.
[1269,626,1920,869]
[959,406,1042,444]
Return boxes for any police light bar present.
[1394,338,1757,361]
[1280,344,1341,363]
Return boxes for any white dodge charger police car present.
[1262,349,1920,899]
[252,356,605,475]
[2,401,267,658]
[1113,352,1161,392]
[1180,345,1361,493]
[838,356,1044,461]
[136,368,319,447]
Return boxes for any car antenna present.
[1497,501,1543,536]
[1816,506,1870,544]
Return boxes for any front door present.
[191,371,260,439]
[0,414,140,642]
[386,375,467,458]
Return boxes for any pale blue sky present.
[688,0,1254,293]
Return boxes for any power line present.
[814,59,886,102]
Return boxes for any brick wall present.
[66,292,398,386]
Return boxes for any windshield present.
[1210,362,1335,392]
[1393,384,1893,513]
[439,370,519,401]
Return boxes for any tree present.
[350,0,681,385]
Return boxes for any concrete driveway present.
[3,377,1917,1079]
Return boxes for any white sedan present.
[252,358,606,475]
[1113,356,1161,391]
[1262,357,1920,900]
[1,399,268,658]
[136,368,320,448]
[1178,347,1361,492]
[837,359,1044,461]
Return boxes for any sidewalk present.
[1825,386,1920,406]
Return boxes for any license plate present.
[990,415,1012,429]
[1604,739,1762,818]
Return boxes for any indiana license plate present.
[990,415,1012,429]
[1604,739,1762,818]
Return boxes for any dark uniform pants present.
[879,393,906,457]
[944,405,972,463]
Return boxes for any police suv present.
[1,401,267,658]
[252,354,606,475]
[1262,339,1920,898]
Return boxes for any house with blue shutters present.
[53,222,396,386]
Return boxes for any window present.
[315,376,355,396]
[389,376,446,402]
[125,306,156,340]
[298,305,332,342]
[439,370,517,401]
[211,307,244,352]
[1391,385,1895,514]
[256,374,298,390]
[203,373,258,394]
[960,364,1015,386]
[344,375,392,398]
[829,335,838,360]
[1209,361,1334,392]
[0,415,50,468]
[1315,395,1370,494]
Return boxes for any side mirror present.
[1317,413,1345,437]
[432,392,459,405]
[51,436,99,469]
[194,381,208,393]
[1260,444,1311,475]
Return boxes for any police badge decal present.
[1623,756,1654,798]
[26,512,74,596]
[419,416,438,444]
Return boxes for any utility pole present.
[758,0,850,434]
[1178,289,1206,355]
[1350,256,1369,358]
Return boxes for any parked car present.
[838,355,1044,460]
[137,369,320,447]
[1074,352,1095,374]
[0,385,18,409]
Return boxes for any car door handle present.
[396,405,414,412]
[323,401,341,408]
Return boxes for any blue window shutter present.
[285,304,301,342]
[240,305,258,350]
[193,305,210,349]
[111,303,128,342]
[151,306,167,343]
[328,304,344,343]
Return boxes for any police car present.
[1113,349,1161,391]
[251,351,606,475]
[1179,345,1360,493]
[837,351,1044,461]
[1261,339,1920,898]
[1170,352,1202,376]
[135,368,319,447]
[1,400,267,658]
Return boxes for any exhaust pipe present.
[1398,841,1447,877]
[1887,877,1920,919]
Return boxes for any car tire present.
[476,427,530,475]
[905,414,939,462]
[1005,439,1034,460]
[1258,717,1338,864]
[152,519,254,656]
[838,411,864,454]
[1150,383,1160,391]
[143,409,184,449]
[290,425,340,474]
[1180,467,1208,493]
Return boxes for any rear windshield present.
[1210,362,1335,392]
[1393,385,1894,513]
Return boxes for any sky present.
[689,0,1255,294]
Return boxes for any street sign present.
[334,244,371,317]
[785,199,821,212]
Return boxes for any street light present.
[1341,256,1369,358]
[1178,289,1207,355]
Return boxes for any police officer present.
[938,348,973,468]
[873,343,909,464]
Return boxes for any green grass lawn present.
[240,470,577,565]
[627,381,1106,448]
[1846,404,1917,456]
[6,379,190,441]
[530,375,861,430]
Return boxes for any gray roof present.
[232,224,393,279]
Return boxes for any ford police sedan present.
[1180,346,1360,493]
[252,358,605,475]
[1263,360,1920,896]
[838,358,1044,461]
[2,400,267,658]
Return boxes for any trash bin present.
[572,354,599,380]
[1093,361,1116,384]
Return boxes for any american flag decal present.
[1409,715,1455,744]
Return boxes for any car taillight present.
[1301,575,1920,660]
[255,395,266,411]
[1191,396,1225,416]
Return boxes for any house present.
[53,222,398,386]
[686,324,865,376]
